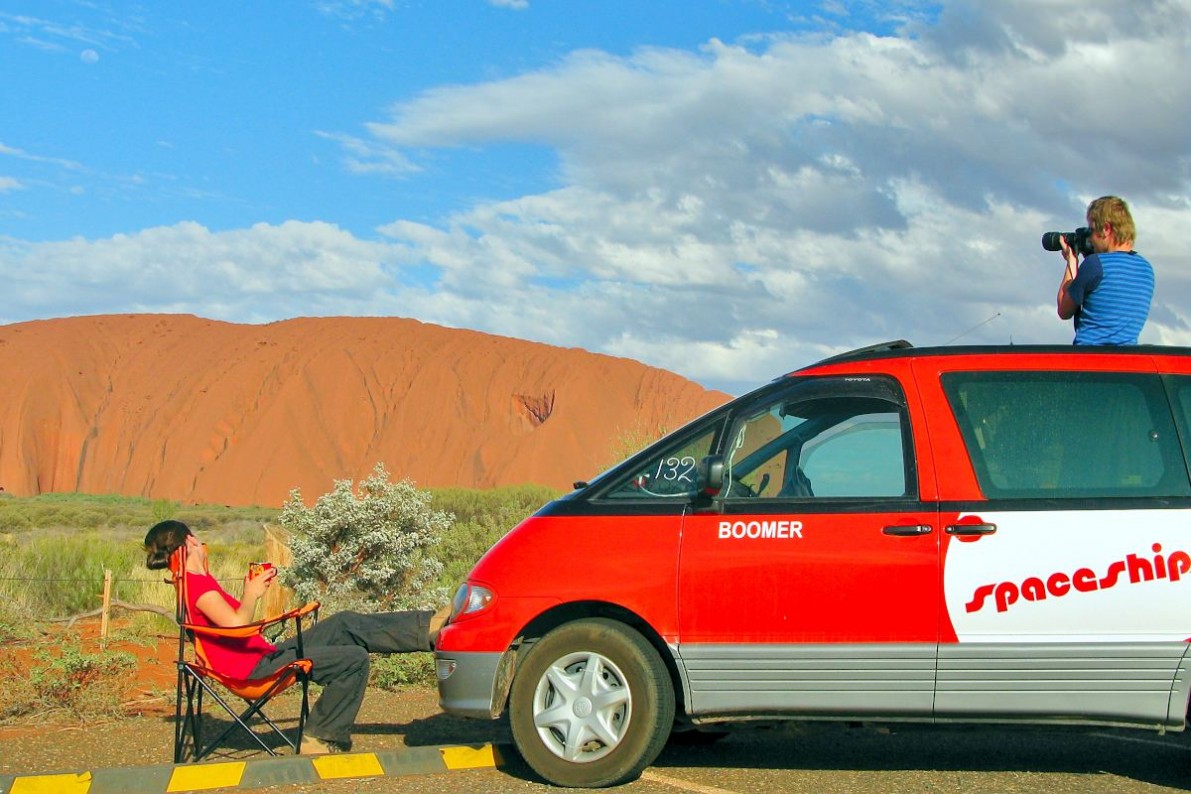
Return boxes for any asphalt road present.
[5,687,1189,793]
[242,720,1191,793]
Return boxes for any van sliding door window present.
[942,371,1190,499]
[1160,375,1191,485]
[723,376,915,500]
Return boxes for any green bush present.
[0,492,276,534]
[6,644,139,721]
[0,600,35,645]
[370,653,436,690]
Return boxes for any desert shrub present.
[0,493,277,535]
[370,653,436,690]
[0,511,31,530]
[431,484,557,526]
[0,599,35,644]
[0,493,145,533]
[16,645,138,721]
[151,498,178,523]
[0,654,37,721]
[279,463,451,614]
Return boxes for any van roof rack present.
[805,339,914,368]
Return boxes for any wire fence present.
[0,575,240,585]
[3,529,294,636]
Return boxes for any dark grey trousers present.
[249,609,433,745]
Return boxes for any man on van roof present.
[1056,195,1154,345]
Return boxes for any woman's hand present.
[242,567,276,601]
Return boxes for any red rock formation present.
[0,315,730,506]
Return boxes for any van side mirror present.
[697,455,725,497]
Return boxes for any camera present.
[1041,227,1095,257]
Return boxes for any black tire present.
[508,618,675,788]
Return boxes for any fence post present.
[100,569,113,640]
[263,524,295,619]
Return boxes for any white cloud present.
[313,0,396,22]
[488,0,529,9]
[0,221,409,324]
[0,141,83,170]
[0,177,22,192]
[315,131,421,177]
[353,0,1191,388]
[0,10,134,54]
[6,0,1190,394]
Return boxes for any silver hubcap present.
[531,650,632,763]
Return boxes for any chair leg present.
[194,683,276,759]
[194,681,205,760]
[174,665,311,762]
[176,671,204,763]
[173,667,186,764]
[294,675,310,753]
[193,673,302,759]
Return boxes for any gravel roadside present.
[0,687,510,777]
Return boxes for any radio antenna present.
[944,312,1001,345]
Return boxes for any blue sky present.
[2,0,1189,394]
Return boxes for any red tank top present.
[185,571,276,679]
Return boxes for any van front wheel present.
[509,619,675,788]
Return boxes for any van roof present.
[801,341,1191,371]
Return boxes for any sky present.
[2,0,1189,395]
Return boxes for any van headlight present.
[452,582,495,618]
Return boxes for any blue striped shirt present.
[1067,251,1154,345]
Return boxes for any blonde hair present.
[1086,195,1136,244]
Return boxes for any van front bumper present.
[435,650,505,719]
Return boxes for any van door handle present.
[945,523,997,536]
[882,524,933,536]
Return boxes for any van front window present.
[603,426,720,499]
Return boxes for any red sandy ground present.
[0,617,508,778]
[0,617,178,739]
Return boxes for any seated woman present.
[144,519,448,754]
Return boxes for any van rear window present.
[942,371,1191,499]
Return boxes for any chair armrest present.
[286,602,320,622]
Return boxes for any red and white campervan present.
[435,342,1191,787]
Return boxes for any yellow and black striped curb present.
[0,742,507,794]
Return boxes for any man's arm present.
[1056,238,1080,319]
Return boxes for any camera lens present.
[1041,232,1065,252]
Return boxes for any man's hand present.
[1056,236,1080,319]
[1059,234,1080,277]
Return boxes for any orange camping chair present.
[167,545,319,762]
